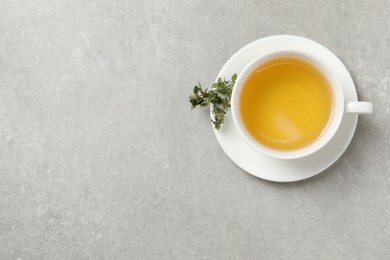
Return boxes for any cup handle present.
[345,101,373,114]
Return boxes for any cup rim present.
[231,49,345,160]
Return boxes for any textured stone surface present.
[0,0,389,259]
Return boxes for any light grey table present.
[1,0,389,259]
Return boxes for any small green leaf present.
[193,87,199,95]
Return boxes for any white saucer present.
[212,35,358,182]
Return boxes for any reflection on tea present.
[240,57,333,150]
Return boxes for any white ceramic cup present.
[231,49,373,160]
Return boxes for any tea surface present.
[240,57,333,150]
